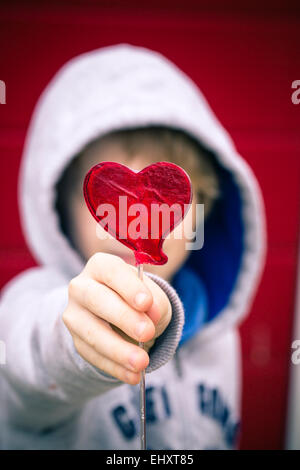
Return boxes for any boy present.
[0,44,266,449]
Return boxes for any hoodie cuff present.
[143,272,185,373]
[85,272,185,381]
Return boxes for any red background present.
[0,1,300,449]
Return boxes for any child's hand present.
[62,253,172,385]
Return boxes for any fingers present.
[63,303,149,372]
[72,333,141,385]
[84,253,168,330]
[68,277,156,343]
[64,252,172,383]
[84,253,153,312]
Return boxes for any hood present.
[18,43,266,341]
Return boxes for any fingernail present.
[135,292,148,307]
[135,321,147,339]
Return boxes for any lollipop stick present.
[137,263,146,450]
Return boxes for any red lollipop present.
[83,161,192,266]
[83,160,192,451]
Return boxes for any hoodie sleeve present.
[0,266,184,430]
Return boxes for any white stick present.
[137,263,146,450]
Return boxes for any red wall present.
[1,1,300,449]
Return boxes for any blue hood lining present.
[172,154,245,343]
[172,265,208,347]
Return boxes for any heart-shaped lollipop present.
[83,160,192,450]
[83,161,192,265]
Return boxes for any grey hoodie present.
[0,44,266,450]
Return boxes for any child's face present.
[70,144,199,282]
